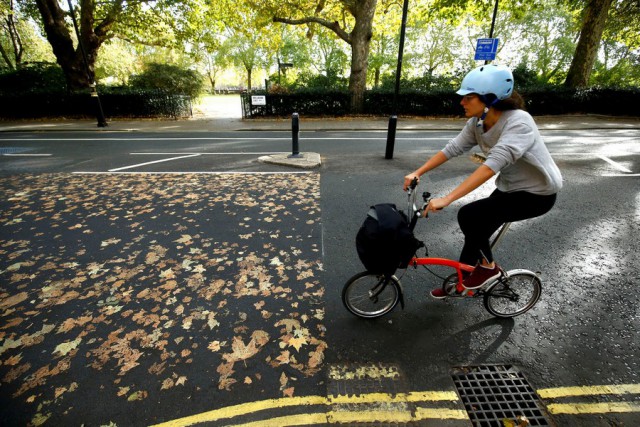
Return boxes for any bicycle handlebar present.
[409,177,419,190]
[406,179,431,230]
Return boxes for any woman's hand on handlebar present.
[423,196,451,215]
[403,173,419,191]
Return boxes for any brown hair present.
[493,91,526,111]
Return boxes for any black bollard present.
[289,112,302,158]
[385,115,397,159]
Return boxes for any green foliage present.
[241,89,350,117]
[292,70,349,90]
[0,62,66,94]
[512,63,550,88]
[129,63,205,98]
[377,72,458,91]
[240,86,640,118]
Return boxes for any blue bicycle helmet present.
[457,64,514,100]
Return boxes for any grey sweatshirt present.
[442,109,563,195]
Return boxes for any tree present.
[224,31,269,92]
[94,38,138,85]
[1,0,23,69]
[514,1,576,84]
[564,0,614,87]
[34,0,119,90]
[31,0,182,91]
[262,0,379,113]
[407,18,463,78]
[220,2,279,92]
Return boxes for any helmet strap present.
[476,98,499,128]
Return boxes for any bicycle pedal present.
[447,290,475,298]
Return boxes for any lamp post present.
[385,0,409,160]
[485,0,499,65]
[67,0,107,127]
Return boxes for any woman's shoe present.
[463,263,501,289]
[430,288,448,299]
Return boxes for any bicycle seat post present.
[490,222,511,250]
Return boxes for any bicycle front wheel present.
[342,271,400,318]
[483,270,542,318]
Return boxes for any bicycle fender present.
[483,269,539,293]
[504,268,539,278]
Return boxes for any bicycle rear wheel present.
[342,271,400,318]
[483,270,542,318]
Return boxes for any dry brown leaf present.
[282,387,295,398]
[288,336,307,352]
[223,330,270,363]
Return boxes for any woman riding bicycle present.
[403,64,563,299]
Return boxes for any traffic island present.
[258,152,321,169]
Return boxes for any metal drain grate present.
[452,365,551,427]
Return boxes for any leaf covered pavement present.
[0,173,325,426]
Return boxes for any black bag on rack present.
[355,203,423,276]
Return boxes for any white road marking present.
[597,155,633,173]
[108,154,201,172]
[2,153,52,156]
[130,152,289,155]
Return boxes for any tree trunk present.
[348,0,377,114]
[35,0,118,91]
[2,0,23,69]
[0,43,14,70]
[246,68,252,92]
[564,0,613,87]
[273,0,378,114]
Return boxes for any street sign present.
[474,38,499,61]
[251,95,266,106]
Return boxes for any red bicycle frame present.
[409,256,475,293]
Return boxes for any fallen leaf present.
[288,336,307,352]
[53,338,82,357]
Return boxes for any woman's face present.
[460,94,485,118]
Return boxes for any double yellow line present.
[152,384,640,427]
[150,391,465,427]
[539,384,640,415]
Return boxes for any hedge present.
[241,87,640,118]
[0,90,192,119]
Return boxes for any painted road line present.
[538,383,640,398]
[228,413,328,427]
[73,171,313,175]
[547,402,640,415]
[108,153,201,172]
[150,383,640,426]
[327,408,467,424]
[130,152,290,155]
[150,395,328,427]
[597,155,633,172]
[150,391,463,427]
[2,153,53,156]
[328,391,459,404]
[539,384,640,415]
[0,136,452,141]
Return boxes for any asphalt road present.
[1,127,639,426]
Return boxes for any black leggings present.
[457,189,557,266]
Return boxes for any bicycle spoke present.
[483,272,541,318]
